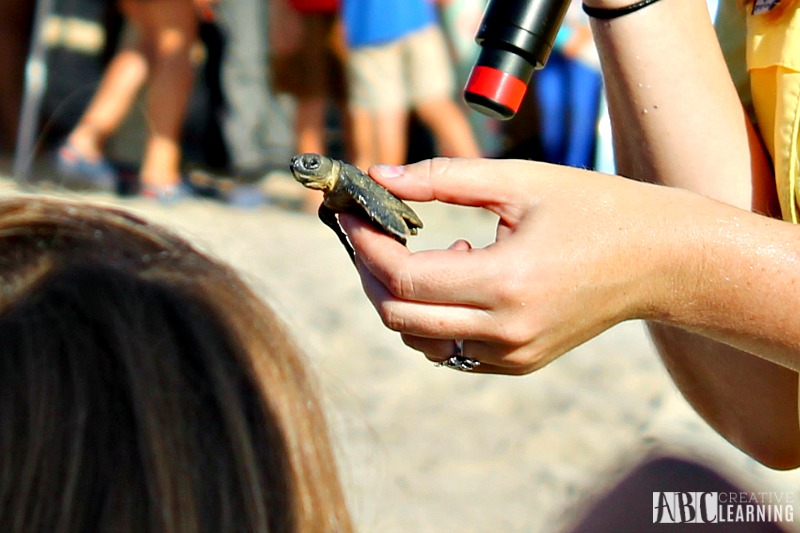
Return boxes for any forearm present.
[665,203,800,368]
[648,190,800,467]
[588,0,774,211]
[586,0,797,465]
[649,324,800,469]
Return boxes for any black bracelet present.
[582,0,664,19]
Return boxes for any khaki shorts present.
[347,24,455,111]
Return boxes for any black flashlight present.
[464,0,571,120]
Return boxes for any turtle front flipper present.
[339,163,423,243]
[318,204,355,263]
[398,204,423,236]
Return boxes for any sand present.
[4,170,800,532]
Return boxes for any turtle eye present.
[303,154,321,171]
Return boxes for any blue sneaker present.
[55,142,118,192]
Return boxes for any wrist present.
[627,187,712,325]
[582,0,640,8]
[583,0,665,19]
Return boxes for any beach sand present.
[4,170,800,532]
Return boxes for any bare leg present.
[122,0,197,189]
[296,96,327,211]
[336,102,355,162]
[351,105,406,171]
[374,107,408,167]
[350,107,408,171]
[296,96,327,155]
[66,48,149,161]
[415,98,481,158]
[349,106,375,171]
[297,98,354,212]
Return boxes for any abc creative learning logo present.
[653,492,794,524]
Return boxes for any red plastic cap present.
[464,65,527,115]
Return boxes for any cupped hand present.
[339,157,696,375]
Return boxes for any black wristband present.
[582,0,663,19]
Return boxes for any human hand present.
[340,157,700,374]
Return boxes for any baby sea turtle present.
[290,153,423,261]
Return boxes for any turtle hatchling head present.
[290,153,335,191]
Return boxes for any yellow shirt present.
[747,5,800,222]
[731,1,800,448]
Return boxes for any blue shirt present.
[342,0,437,48]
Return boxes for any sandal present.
[55,142,118,192]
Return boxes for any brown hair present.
[0,196,352,533]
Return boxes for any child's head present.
[0,197,351,533]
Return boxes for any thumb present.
[368,157,536,210]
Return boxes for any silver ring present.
[435,340,481,372]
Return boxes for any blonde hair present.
[0,196,352,532]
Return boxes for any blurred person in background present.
[533,0,603,169]
[272,0,351,211]
[213,0,294,181]
[56,0,199,202]
[341,0,482,170]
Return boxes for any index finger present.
[369,157,535,215]
[340,213,498,307]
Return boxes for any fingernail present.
[374,165,405,178]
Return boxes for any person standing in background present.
[57,0,199,202]
[341,0,481,170]
[213,0,294,181]
[272,0,350,211]
[533,0,603,169]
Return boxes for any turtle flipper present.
[318,204,355,263]
[339,163,423,242]
[398,205,423,235]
